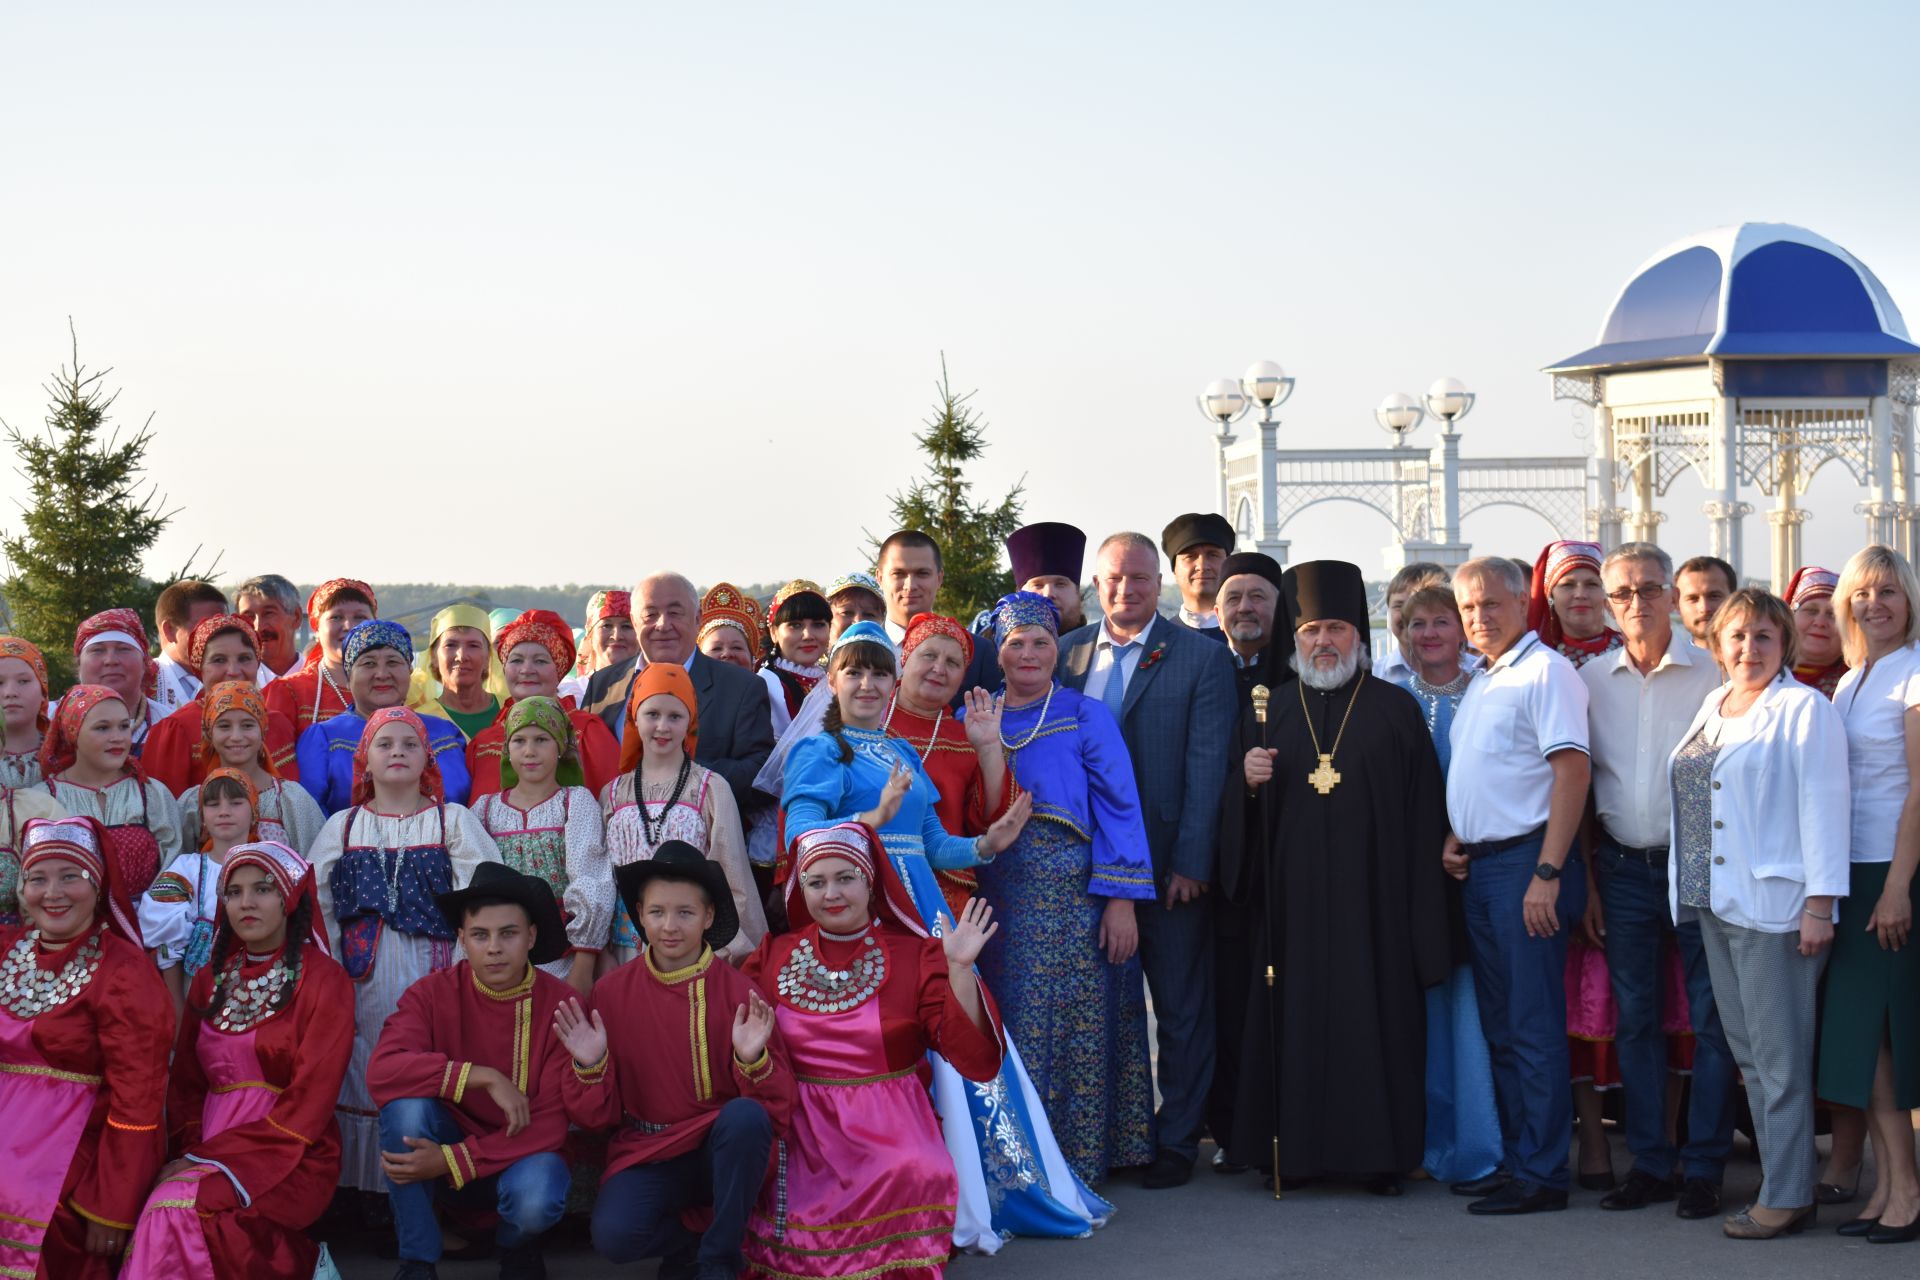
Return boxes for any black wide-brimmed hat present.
[435,862,569,965]
[614,841,740,952]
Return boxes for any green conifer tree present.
[877,356,1025,622]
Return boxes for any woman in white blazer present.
[1666,588,1850,1240]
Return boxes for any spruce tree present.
[1,328,195,690]
[877,356,1025,621]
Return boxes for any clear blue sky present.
[2,1,1915,588]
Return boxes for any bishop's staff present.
[1250,682,1281,1201]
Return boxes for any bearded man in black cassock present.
[1219,559,1451,1195]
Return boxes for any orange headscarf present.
[0,636,51,735]
[197,766,262,851]
[619,662,699,774]
[199,680,280,778]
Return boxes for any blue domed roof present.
[1547,223,1918,371]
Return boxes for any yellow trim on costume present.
[209,1079,284,1095]
[0,1210,49,1230]
[734,1048,772,1081]
[571,1053,608,1084]
[142,1198,200,1212]
[453,1062,473,1105]
[440,1143,465,1190]
[68,1201,135,1231]
[106,1115,158,1132]
[0,1263,37,1279]
[0,1235,38,1252]
[794,1064,918,1087]
[267,1115,315,1145]
[439,1061,456,1099]
[645,944,714,986]
[783,1202,958,1232]
[745,1254,952,1280]
[456,1143,479,1186]
[513,993,532,1094]
[690,976,712,1101]
[472,964,536,1001]
[0,1062,102,1085]
[749,1223,952,1259]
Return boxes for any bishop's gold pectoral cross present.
[1307,753,1341,795]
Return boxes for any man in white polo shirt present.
[1443,555,1591,1216]
[1581,543,1735,1219]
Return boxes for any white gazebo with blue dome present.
[1547,222,1920,590]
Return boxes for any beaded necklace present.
[999,686,1055,752]
[638,755,694,846]
[881,697,943,763]
[0,927,105,1018]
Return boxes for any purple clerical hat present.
[1006,522,1086,586]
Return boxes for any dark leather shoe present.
[1837,1216,1881,1237]
[1600,1169,1677,1211]
[1675,1177,1721,1219]
[1140,1150,1194,1190]
[1468,1179,1569,1215]
[1577,1168,1617,1192]
[1451,1169,1510,1198]
[1211,1149,1249,1175]
[1366,1174,1403,1197]
[1869,1214,1920,1244]
[498,1241,548,1280]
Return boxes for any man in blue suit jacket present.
[1059,530,1238,1187]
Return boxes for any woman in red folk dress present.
[884,612,1017,920]
[123,840,354,1279]
[740,821,1005,1280]
[467,609,622,801]
[0,815,171,1280]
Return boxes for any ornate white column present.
[1257,414,1282,560]
[1592,404,1624,549]
[1703,500,1754,572]
[1627,454,1662,545]
[1214,426,1236,526]
[1767,507,1810,594]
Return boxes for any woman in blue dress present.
[972,593,1157,1185]
[1389,584,1502,1184]
[782,621,1116,1251]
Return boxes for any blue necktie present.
[1102,640,1136,720]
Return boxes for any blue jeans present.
[378,1097,569,1263]
[591,1097,773,1274]
[1593,839,1736,1181]
[1461,838,1585,1191]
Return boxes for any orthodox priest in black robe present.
[1220,559,1451,1190]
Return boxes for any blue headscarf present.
[991,591,1060,648]
[829,619,897,660]
[343,618,414,670]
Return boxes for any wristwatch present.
[1533,862,1561,882]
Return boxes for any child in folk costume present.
[600,662,766,965]
[121,842,354,1280]
[740,822,1005,1280]
[175,681,326,855]
[555,843,795,1278]
[0,636,54,789]
[369,862,576,1280]
[41,685,183,899]
[0,816,172,1279]
[140,767,264,1010]
[311,706,502,1193]
[471,696,616,996]
[140,614,300,794]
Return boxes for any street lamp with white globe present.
[1197,362,1294,559]
[1374,392,1425,446]
[1421,377,1473,551]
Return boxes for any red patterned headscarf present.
[199,680,279,777]
[186,613,258,678]
[350,705,444,807]
[218,841,331,958]
[1527,540,1606,651]
[39,684,135,780]
[785,821,926,939]
[197,766,261,851]
[300,578,377,671]
[73,607,158,698]
[0,636,51,736]
[20,815,142,945]
[586,590,631,626]
[495,609,577,674]
[901,612,975,665]
[1785,565,1840,610]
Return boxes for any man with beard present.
[1162,513,1235,640]
[1207,551,1295,1172]
[1221,559,1450,1195]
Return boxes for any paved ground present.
[333,1134,1920,1279]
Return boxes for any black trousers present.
[591,1097,774,1275]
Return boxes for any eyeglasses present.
[1604,584,1670,604]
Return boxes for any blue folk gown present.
[783,725,1114,1251]
[1387,671,1502,1183]
[294,708,474,816]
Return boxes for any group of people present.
[3,513,1920,1280]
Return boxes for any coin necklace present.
[776,932,886,1013]
[211,950,300,1033]
[0,928,105,1018]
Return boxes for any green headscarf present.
[500,695,582,790]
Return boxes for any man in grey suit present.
[1059,530,1238,1188]
[581,571,776,818]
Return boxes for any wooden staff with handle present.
[1250,683,1281,1201]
